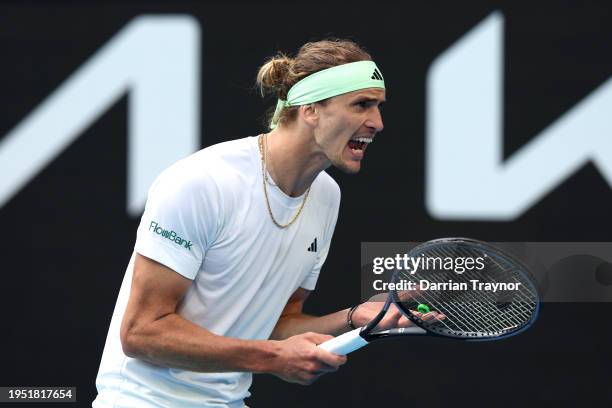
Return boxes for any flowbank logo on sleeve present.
[149,221,193,251]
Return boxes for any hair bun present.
[256,53,293,98]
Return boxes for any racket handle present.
[318,328,368,355]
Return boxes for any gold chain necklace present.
[258,134,310,228]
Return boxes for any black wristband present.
[347,304,360,330]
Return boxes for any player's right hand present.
[270,332,347,385]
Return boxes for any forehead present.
[341,88,386,101]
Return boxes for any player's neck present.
[265,127,330,197]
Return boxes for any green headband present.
[269,60,385,129]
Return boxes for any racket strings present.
[400,266,532,331]
[395,244,538,337]
[405,281,531,335]
[407,282,516,334]
[396,271,499,334]
[433,245,538,309]
[460,246,538,304]
[436,246,537,325]
[410,287,491,333]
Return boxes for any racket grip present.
[318,328,368,355]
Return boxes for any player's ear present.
[299,103,319,128]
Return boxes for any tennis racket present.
[319,238,540,355]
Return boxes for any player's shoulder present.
[150,136,257,196]
[189,136,257,176]
[312,170,341,206]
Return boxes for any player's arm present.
[120,253,346,384]
[270,289,415,340]
[269,288,352,340]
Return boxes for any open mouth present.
[347,137,373,151]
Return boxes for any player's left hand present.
[351,300,443,331]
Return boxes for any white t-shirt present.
[93,136,340,408]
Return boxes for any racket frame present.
[390,237,541,341]
[319,238,541,354]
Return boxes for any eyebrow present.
[353,96,386,104]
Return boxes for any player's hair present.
[256,38,372,128]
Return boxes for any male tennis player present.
[93,39,411,408]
